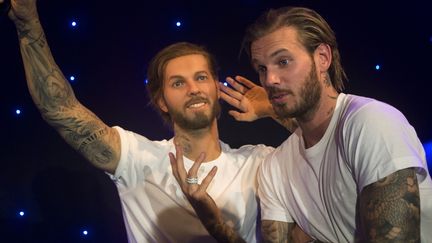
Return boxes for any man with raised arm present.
[5,0,311,242]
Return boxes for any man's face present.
[251,26,322,119]
[159,54,220,130]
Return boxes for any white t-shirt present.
[259,93,432,242]
[108,126,273,243]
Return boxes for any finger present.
[225,76,248,94]
[188,152,206,178]
[228,110,247,121]
[234,75,258,89]
[169,152,181,182]
[220,91,242,108]
[219,82,243,101]
[174,143,187,182]
[198,166,217,192]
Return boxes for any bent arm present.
[358,167,420,242]
[13,4,120,173]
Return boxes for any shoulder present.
[113,126,173,153]
[339,94,410,133]
[221,141,274,157]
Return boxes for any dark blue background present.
[1,0,431,242]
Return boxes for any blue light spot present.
[71,21,77,27]
[82,230,88,236]
[424,140,432,170]
[223,82,228,86]
[18,211,25,216]
[70,76,75,82]
[176,21,181,27]
[145,79,149,85]
[375,64,380,70]
[16,109,21,115]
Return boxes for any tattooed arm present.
[358,168,420,242]
[9,0,120,173]
[262,221,317,243]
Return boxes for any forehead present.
[251,26,306,61]
[165,54,210,77]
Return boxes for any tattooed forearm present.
[16,18,120,171]
[262,220,293,243]
[359,168,420,242]
[204,221,246,243]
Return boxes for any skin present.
[8,1,311,241]
[9,0,121,174]
[250,26,420,242]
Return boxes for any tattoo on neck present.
[176,135,192,155]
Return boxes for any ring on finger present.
[186,177,198,184]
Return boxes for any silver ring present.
[186,177,198,184]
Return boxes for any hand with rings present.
[219,75,273,122]
[169,143,222,227]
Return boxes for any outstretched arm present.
[219,75,297,132]
[9,0,120,173]
[358,167,420,242]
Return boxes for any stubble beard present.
[270,63,322,120]
[169,98,221,131]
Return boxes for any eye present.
[256,65,267,74]
[279,59,289,66]
[197,75,208,81]
[172,80,184,88]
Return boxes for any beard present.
[168,96,221,130]
[267,63,322,120]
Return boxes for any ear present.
[215,79,221,99]
[314,43,332,75]
[157,96,168,113]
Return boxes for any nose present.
[263,69,280,87]
[187,81,201,96]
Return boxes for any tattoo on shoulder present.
[360,168,420,242]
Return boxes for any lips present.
[268,91,291,104]
[185,97,209,109]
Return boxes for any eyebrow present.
[270,48,291,58]
[167,70,209,81]
[252,48,291,65]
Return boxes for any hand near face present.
[220,75,273,122]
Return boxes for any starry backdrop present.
[1,0,431,242]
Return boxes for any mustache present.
[265,86,294,99]
[185,96,209,107]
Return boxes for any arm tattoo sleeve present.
[17,20,119,170]
[358,167,420,242]
[262,220,294,243]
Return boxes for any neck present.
[297,90,339,148]
[173,119,221,162]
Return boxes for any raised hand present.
[220,75,298,132]
[7,0,38,24]
[220,75,273,122]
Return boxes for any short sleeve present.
[343,101,428,192]
[258,152,293,223]
[106,126,171,188]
